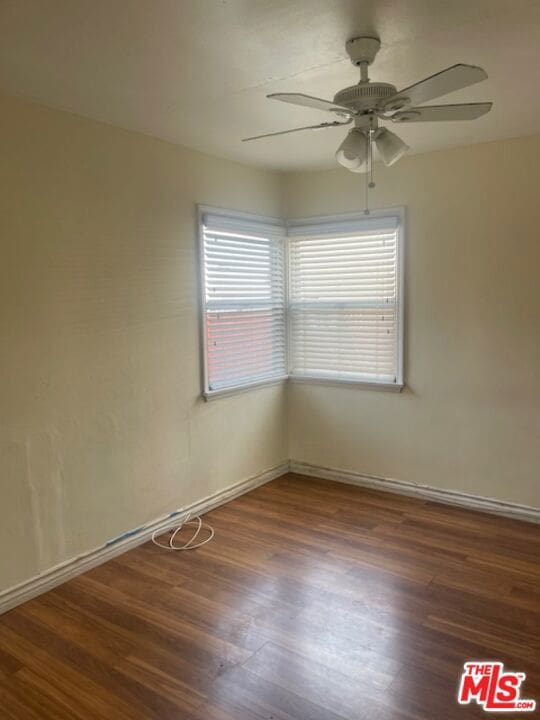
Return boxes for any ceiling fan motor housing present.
[333,82,397,113]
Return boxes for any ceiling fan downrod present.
[359,61,369,84]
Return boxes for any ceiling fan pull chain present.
[369,129,376,190]
[364,132,370,215]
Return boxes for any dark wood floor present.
[0,473,538,719]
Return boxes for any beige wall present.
[284,134,540,508]
[0,93,287,592]
[2,91,538,596]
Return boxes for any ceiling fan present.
[243,37,492,174]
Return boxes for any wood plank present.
[0,472,538,719]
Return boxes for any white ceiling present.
[1,0,539,170]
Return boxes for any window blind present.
[288,213,402,385]
[201,210,287,394]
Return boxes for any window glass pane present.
[289,215,402,385]
[200,208,403,394]
[201,213,286,393]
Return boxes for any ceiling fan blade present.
[384,64,488,110]
[267,93,354,117]
[391,102,493,123]
[242,119,351,142]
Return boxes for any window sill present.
[288,375,404,392]
[203,374,404,400]
[203,376,288,401]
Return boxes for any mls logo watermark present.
[458,662,536,712]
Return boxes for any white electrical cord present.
[151,514,214,551]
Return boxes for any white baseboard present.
[0,461,289,616]
[3,458,536,615]
[290,461,540,524]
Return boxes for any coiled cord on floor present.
[151,514,214,551]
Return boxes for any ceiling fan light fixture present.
[335,129,367,169]
[349,164,368,174]
[375,128,409,166]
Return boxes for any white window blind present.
[288,212,403,386]
[200,209,287,395]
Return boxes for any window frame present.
[198,205,405,400]
[197,205,288,400]
[286,207,405,392]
